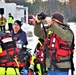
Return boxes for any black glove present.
[38,12,47,20]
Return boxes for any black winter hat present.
[14,20,22,27]
[52,12,64,23]
[9,13,11,15]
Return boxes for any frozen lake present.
[21,22,76,75]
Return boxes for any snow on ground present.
[68,22,76,75]
[21,23,38,55]
[22,22,76,75]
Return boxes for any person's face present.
[13,22,20,33]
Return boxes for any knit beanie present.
[51,12,64,23]
[14,20,22,27]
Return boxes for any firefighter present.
[0,14,7,33]
[8,13,14,32]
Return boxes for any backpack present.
[0,33,31,69]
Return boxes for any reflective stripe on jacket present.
[0,18,6,26]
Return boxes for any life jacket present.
[36,33,74,64]
[0,34,24,67]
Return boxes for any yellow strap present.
[36,63,42,75]
[14,57,19,68]
[37,40,42,46]
[0,46,2,53]
[30,55,36,65]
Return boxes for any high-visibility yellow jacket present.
[8,16,14,23]
[0,17,7,26]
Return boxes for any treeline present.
[24,0,76,22]
[6,0,76,22]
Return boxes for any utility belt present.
[0,67,20,75]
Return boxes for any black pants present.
[8,23,13,32]
[0,26,5,33]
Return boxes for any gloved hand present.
[37,12,47,20]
